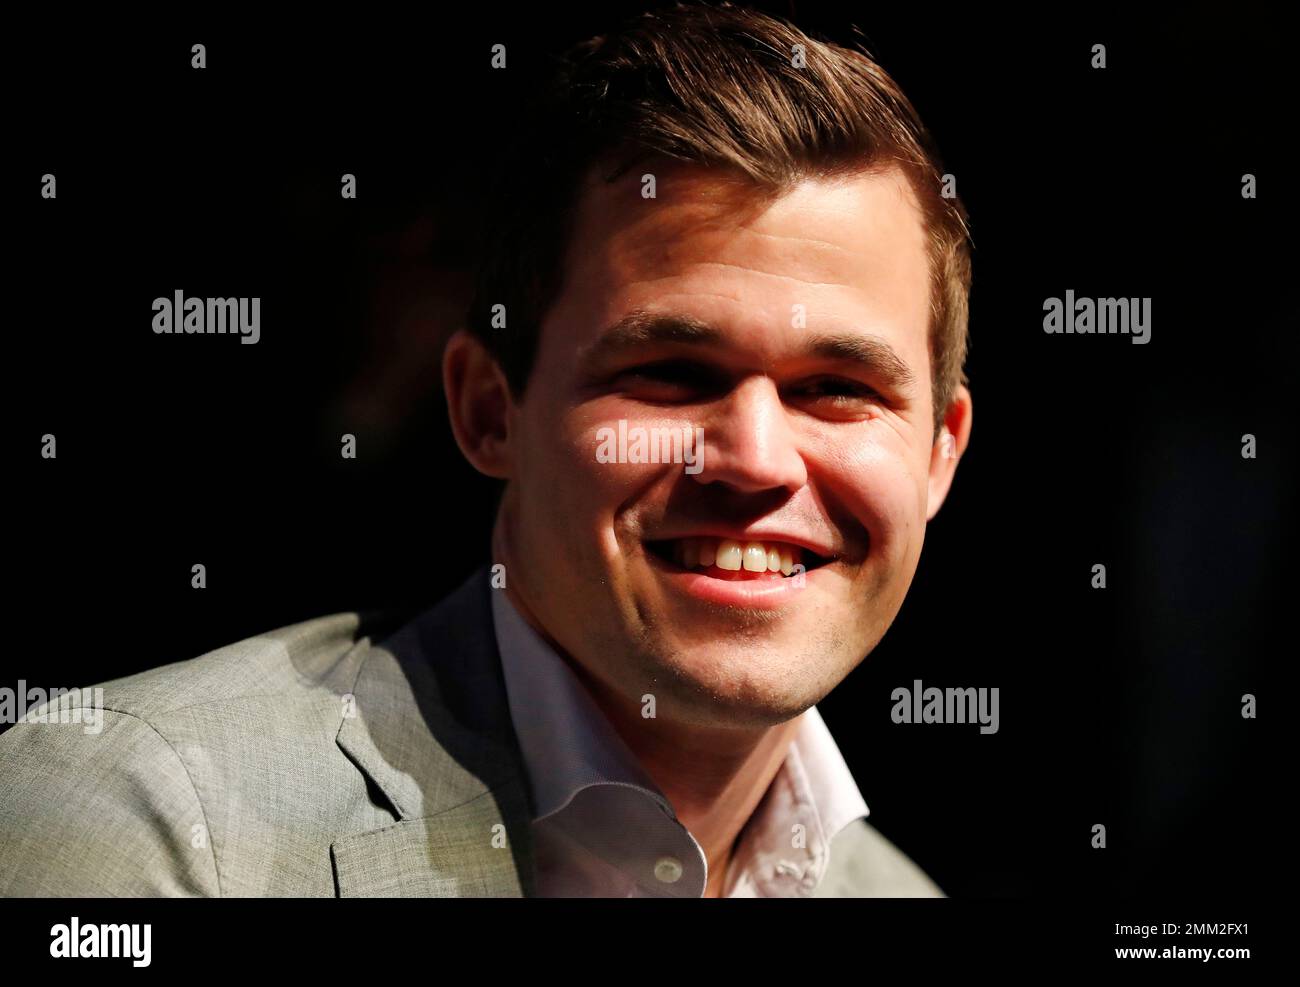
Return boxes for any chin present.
[636,635,836,725]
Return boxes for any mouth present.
[644,536,838,580]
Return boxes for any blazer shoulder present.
[60,611,380,725]
[0,610,410,896]
[818,818,946,898]
[0,707,222,895]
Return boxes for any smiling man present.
[0,3,970,898]
[443,3,972,896]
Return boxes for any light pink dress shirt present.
[491,589,870,897]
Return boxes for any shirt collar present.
[490,587,869,839]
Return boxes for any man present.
[0,3,971,897]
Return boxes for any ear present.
[925,384,973,521]
[442,329,514,479]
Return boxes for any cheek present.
[821,424,929,563]
[515,402,675,550]
[574,402,697,479]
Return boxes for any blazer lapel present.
[331,568,537,897]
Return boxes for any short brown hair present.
[466,1,972,438]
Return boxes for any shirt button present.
[654,856,684,884]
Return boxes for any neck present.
[492,516,801,897]
[589,676,803,897]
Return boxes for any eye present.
[791,376,879,400]
[617,360,724,400]
[786,377,883,417]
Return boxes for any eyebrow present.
[577,310,916,392]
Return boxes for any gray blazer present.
[0,569,943,897]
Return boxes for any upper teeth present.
[676,538,800,575]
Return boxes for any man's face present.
[490,162,966,730]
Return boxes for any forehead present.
[543,161,933,370]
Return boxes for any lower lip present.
[645,550,819,609]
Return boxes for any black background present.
[6,2,1289,900]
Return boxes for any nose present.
[691,376,807,493]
